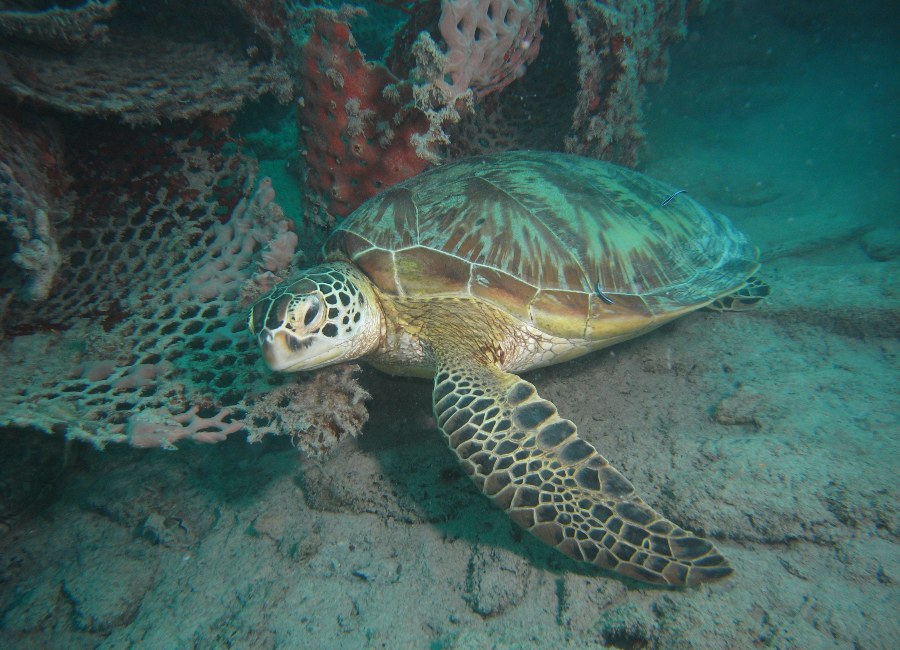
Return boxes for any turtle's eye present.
[303,296,320,326]
[294,293,326,333]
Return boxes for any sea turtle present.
[249,150,765,586]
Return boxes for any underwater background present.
[0,0,897,648]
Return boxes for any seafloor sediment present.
[0,2,897,648]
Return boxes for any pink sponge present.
[438,0,547,99]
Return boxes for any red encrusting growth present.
[298,11,432,222]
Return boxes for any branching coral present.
[248,364,370,458]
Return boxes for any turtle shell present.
[325,151,759,339]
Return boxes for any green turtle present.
[249,150,766,586]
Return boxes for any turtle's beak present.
[258,328,312,372]
[257,327,345,373]
[259,329,287,370]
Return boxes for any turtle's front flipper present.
[433,356,732,586]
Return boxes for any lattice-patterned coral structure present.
[0,123,367,452]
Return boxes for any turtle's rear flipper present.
[709,275,770,311]
[432,355,733,586]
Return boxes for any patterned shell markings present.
[325,151,759,338]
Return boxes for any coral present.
[463,0,700,166]
[435,0,547,100]
[292,0,697,224]
[439,0,581,158]
[563,0,702,165]
[128,405,246,450]
[0,121,368,450]
[0,0,701,455]
[225,0,291,49]
[6,207,59,302]
[0,111,68,302]
[297,8,431,223]
[294,0,547,224]
[406,32,474,164]
[0,0,116,49]
[172,176,295,306]
[0,1,293,125]
[248,363,370,458]
[387,0,548,172]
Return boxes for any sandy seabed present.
[1,3,898,649]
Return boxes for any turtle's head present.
[249,263,383,372]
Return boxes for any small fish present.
[661,189,687,207]
[594,284,616,304]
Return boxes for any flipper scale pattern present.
[433,363,733,586]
